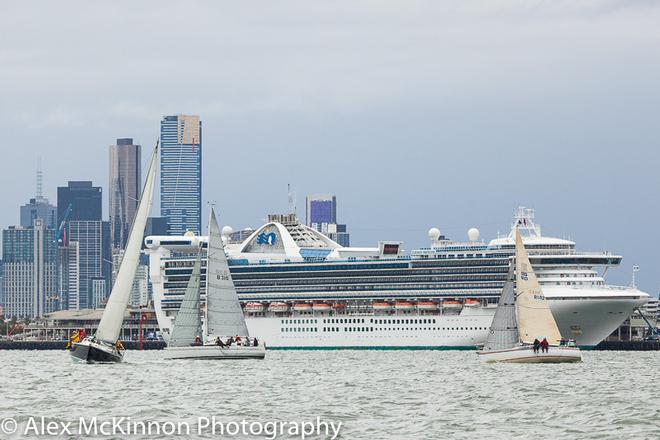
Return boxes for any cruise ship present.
[145,207,649,349]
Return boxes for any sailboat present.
[164,207,266,360]
[69,143,159,363]
[477,229,582,363]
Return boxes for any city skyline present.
[1,2,659,294]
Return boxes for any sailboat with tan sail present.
[477,229,582,363]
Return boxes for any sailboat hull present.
[164,344,266,360]
[477,345,582,363]
[69,339,124,364]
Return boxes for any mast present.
[96,142,158,343]
[515,229,563,345]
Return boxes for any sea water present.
[0,350,658,439]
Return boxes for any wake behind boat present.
[164,208,266,360]
[69,143,158,363]
[477,229,582,364]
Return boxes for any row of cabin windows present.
[282,326,490,333]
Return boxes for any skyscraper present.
[306,194,337,226]
[2,220,58,318]
[57,181,102,222]
[66,221,111,310]
[160,114,202,236]
[109,138,141,250]
[20,163,57,229]
[306,194,350,247]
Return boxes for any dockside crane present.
[55,203,73,245]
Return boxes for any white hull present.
[164,344,266,360]
[154,291,645,349]
[477,345,582,363]
[160,309,494,349]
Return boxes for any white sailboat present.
[477,229,582,363]
[69,143,159,363]
[164,207,266,360]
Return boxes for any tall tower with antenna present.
[19,158,57,228]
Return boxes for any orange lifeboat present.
[417,301,438,311]
[245,302,265,313]
[332,303,346,310]
[312,303,332,312]
[293,303,313,312]
[394,301,415,311]
[442,300,463,310]
[465,299,480,307]
[373,301,393,311]
[268,302,289,313]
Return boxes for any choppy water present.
[0,350,658,439]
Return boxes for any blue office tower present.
[160,115,202,236]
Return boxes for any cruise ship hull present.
[153,288,646,349]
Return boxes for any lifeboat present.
[312,303,332,312]
[268,302,289,313]
[245,302,265,313]
[417,301,438,311]
[373,301,393,311]
[332,303,346,310]
[442,300,463,310]
[394,301,415,311]
[465,299,480,307]
[293,303,313,312]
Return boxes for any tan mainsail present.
[515,229,563,345]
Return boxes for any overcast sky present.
[1,1,659,292]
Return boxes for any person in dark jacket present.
[540,337,549,353]
[533,338,541,353]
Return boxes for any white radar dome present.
[467,228,480,242]
[428,227,441,241]
[221,226,234,237]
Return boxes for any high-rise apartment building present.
[2,220,58,318]
[109,138,142,250]
[160,115,202,236]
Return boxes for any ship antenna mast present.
[288,184,296,215]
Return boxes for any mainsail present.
[515,229,563,345]
[205,207,249,338]
[96,144,158,343]
[483,264,519,351]
[168,253,203,347]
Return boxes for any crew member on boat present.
[540,338,549,353]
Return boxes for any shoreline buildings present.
[160,115,202,236]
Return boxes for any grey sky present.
[1,1,659,292]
